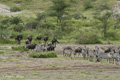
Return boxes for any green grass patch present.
[0,39,15,44]
[12,46,29,52]
[81,70,90,75]
[29,51,57,58]
[0,51,11,55]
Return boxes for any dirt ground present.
[0,44,120,80]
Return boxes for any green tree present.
[36,13,47,23]
[94,11,112,37]
[49,0,70,24]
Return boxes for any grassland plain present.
[0,44,120,80]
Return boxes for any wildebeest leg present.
[89,56,93,62]
[69,52,72,59]
[113,59,114,64]
[101,58,102,63]
[55,42,56,47]
[74,52,76,58]
[18,40,20,45]
[78,53,80,57]
[63,50,65,56]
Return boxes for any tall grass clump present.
[12,46,29,52]
[0,39,15,44]
[0,51,11,55]
[29,51,57,58]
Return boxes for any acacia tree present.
[94,11,112,37]
[50,0,69,24]
[93,0,114,37]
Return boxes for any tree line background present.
[0,0,119,44]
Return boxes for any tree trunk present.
[103,21,107,37]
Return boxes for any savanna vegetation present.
[0,0,119,44]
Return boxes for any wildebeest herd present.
[63,46,120,64]
[15,34,120,65]
[15,34,59,52]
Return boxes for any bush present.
[0,39,15,44]
[104,30,120,40]
[12,46,29,52]
[75,29,101,44]
[39,22,56,29]
[83,0,93,10]
[13,24,24,32]
[29,51,57,58]
[25,21,39,30]
[10,6,21,12]
[76,35,101,44]
[0,30,11,39]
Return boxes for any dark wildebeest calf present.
[15,34,23,44]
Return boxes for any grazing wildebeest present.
[15,34,23,44]
[63,46,73,59]
[47,43,55,51]
[51,37,59,47]
[104,47,111,53]
[74,47,82,57]
[26,44,37,50]
[36,36,42,43]
[27,35,32,43]
[44,36,48,46]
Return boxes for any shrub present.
[75,29,101,44]
[0,30,11,39]
[12,46,29,52]
[0,39,15,44]
[29,51,57,58]
[13,24,24,32]
[83,0,93,10]
[38,22,56,29]
[104,30,120,40]
[10,6,21,12]
[76,35,101,44]
[25,21,39,30]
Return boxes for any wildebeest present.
[27,35,32,43]
[44,36,48,46]
[74,47,82,57]
[47,43,55,51]
[25,39,30,45]
[26,44,37,50]
[51,37,59,47]
[36,36,42,43]
[15,34,23,44]
[63,46,73,59]
[104,48,111,53]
